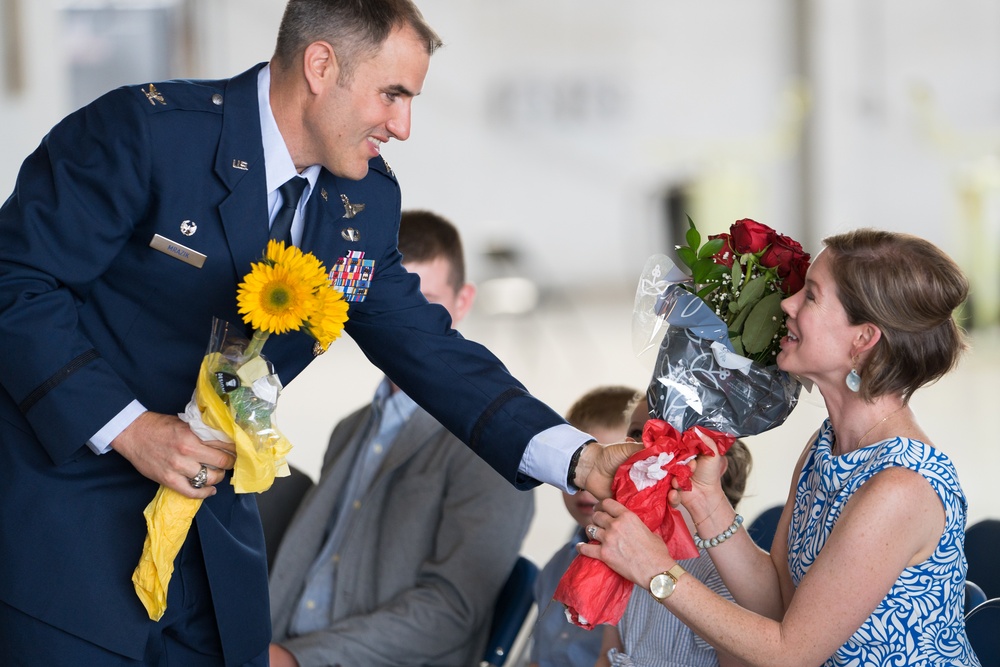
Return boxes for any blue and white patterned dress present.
[788,419,980,666]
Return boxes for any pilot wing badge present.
[340,194,365,219]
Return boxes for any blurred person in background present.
[268,210,533,667]
[531,385,640,667]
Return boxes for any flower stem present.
[244,329,270,360]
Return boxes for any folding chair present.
[480,556,539,667]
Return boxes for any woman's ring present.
[587,524,598,540]
[189,464,209,489]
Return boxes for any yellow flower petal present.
[306,286,350,351]
[237,262,317,334]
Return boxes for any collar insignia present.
[142,83,165,106]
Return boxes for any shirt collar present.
[373,377,420,422]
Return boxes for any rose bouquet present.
[636,217,809,436]
[555,218,809,629]
[132,240,349,621]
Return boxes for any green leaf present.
[697,284,718,300]
[730,335,744,356]
[704,263,727,282]
[731,261,742,288]
[741,291,784,354]
[729,301,752,331]
[691,258,720,284]
[685,224,701,252]
[736,275,768,309]
[697,238,725,259]
[676,246,697,271]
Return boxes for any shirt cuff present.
[86,400,147,455]
[519,423,593,493]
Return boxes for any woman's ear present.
[852,322,882,359]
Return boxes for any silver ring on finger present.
[189,464,209,489]
[587,524,598,541]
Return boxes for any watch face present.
[650,573,676,600]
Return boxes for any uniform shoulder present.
[367,155,399,185]
[121,78,228,115]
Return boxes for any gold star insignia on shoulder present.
[142,83,165,106]
[381,156,394,177]
[340,194,365,219]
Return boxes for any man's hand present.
[574,441,643,500]
[111,411,236,498]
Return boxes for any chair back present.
[967,580,988,614]
[966,597,1000,667]
[257,464,315,568]
[966,519,1000,599]
[747,505,783,551]
[480,556,539,667]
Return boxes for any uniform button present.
[306,600,316,610]
[353,500,362,510]
[373,443,383,454]
[332,554,340,563]
[212,93,223,105]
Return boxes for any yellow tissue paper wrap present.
[131,346,292,621]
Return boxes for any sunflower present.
[237,259,319,335]
[306,286,350,352]
[264,240,329,292]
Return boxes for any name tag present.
[149,234,207,268]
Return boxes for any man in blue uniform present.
[0,0,635,664]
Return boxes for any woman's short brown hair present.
[823,228,969,402]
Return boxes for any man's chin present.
[328,162,371,181]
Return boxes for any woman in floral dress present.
[583,229,980,666]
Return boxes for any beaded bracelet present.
[693,513,744,549]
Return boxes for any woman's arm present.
[583,464,943,667]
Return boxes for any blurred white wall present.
[5,0,1000,304]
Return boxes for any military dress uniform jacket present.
[0,64,564,664]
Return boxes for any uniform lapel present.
[213,64,269,276]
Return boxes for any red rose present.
[709,233,735,268]
[761,233,806,276]
[781,254,810,294]
[729,219,775,254]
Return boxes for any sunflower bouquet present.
[132,240,348,621]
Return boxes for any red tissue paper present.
[552,420,734,629]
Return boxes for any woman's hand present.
[578,497,674,587]
[668,427,728,518]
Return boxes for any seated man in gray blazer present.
[268,210,535,667]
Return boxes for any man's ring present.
[587,524,598,541]
[189,464,209,489]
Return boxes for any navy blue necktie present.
[269,176,308,246]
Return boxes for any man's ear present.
[452,283,477,324]
[302,41,339,94]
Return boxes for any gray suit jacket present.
[269,400,535,667]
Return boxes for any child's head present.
[624,398,753,510]
[562,385,641,528]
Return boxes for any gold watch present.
[649,564,686,602]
